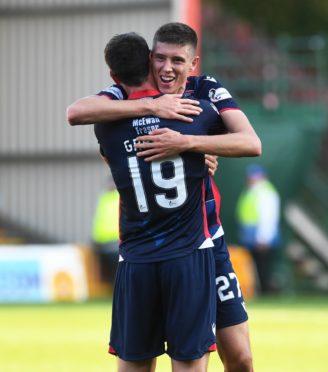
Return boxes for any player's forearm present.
[186,132,262,157]
[67,96,154,125]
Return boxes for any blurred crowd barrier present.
[0,244,108,303]
[0,243,258,303]
[229,245,257,300]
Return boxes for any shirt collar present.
[128,89,160,100]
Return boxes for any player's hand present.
[135,128,191,161]
[205,154,218,176]
[150,94,202,122]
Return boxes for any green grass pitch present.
[1,296,328,371]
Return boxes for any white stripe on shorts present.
[211,225,224,240]
[198,237,214,249]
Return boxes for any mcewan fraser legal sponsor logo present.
[132,117,160,127]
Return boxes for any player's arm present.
[186,109,262,157]
[135,110,261,161]
[66,94,202,125]
[182,75,261,156]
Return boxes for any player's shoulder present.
[185,74,240,111]
[97,84,128,100]
[198,98,220,115]
[186,75,231,99]
[186,75,223,90]
[182,89,219,115]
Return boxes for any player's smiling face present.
[151,42,199,94]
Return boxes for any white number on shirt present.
[216,272,242,302]
[128,156,187,213]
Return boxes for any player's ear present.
[190,55,199,72]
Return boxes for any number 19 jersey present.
[94,90,224,263]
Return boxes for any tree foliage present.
[212,0,328,36]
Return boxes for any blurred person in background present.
[236,164,281,295]
[92,186,120,284]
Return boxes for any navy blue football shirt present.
[97,76,241,256]
[94,89,224,263]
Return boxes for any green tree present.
[212,0,328,36]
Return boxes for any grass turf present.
[1,296,328,371]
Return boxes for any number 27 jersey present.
[94,91,224,263]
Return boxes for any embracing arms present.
[134,109,262,161]
[67,94,203,125]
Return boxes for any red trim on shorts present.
[202,179,211,238]
[108,345,117,355]
[208,343,217,352]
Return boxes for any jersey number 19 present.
[128,155,187,212]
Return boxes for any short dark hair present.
[104,32,150,86]
[152,22,198,52]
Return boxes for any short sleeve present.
[97,84,128,100]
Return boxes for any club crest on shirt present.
[183,89,195,97]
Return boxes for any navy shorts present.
[109,249,217,361]
[213,236,249,329]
